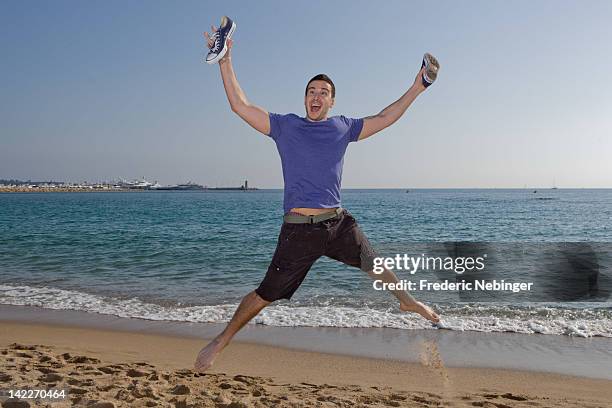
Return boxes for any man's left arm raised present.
[357,66,428,141]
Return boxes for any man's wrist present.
[410,83,425,95]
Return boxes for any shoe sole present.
[421,53,440,87]
[205,21,237,65]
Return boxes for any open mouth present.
[311,105,321,113]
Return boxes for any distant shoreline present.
[0,187,259,193]
[0,187,133,193]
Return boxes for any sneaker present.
[421,53,440,87]
[205,16,237,64]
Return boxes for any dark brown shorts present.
[255,209,377,302]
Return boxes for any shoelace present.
[209,31,221,53]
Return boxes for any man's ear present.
[330,98,335,109]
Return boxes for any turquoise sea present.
[1,189,611,337]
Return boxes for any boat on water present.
[117,178,155,189]
[152,182,205,191]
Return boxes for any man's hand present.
[412,66,427,93]
[203,25,233,64]
[203,24,270,135]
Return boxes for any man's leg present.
[362,264,416,305]
[362,264,439,322]
[325,211,440,323]
[195,222,324,372]
[194,290,270,372]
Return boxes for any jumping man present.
[195,17,440,372]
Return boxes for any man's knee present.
[254,286,289,303]
[358,236,378,274]
[252,288,275,304]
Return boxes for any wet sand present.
[2,305,611,380]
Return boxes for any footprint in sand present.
[169,384,190,395]
[86,401,115,408]
[501,392,528,401]
[69,387,89,395]
[471,402,512,407]
[97,384,115,392]
[39,373,63,383]
[97,366,120,374]
[9,343,36,350]
[115,388,136,403]
[2,399,33,408]
[70,378,96,387]
[38,355,53,363]
[49,361,64,369]
[68,355,101,364]
[125,368,148,378]
[172,369,193,379]
[36,367,57,375]
[131,384,159,399]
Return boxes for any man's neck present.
[306,116,328,122]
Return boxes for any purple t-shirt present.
[268,113,363,214]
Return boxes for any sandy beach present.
[1,320,610,408]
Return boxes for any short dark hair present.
[305,74,335,98]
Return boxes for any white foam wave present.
[1,284,610,337]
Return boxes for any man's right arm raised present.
[204,31,271,136]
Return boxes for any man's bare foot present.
[194,337,227,373]
[400,301,440,323]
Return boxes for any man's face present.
[304,80,335,121]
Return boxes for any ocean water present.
[1,189,611,337]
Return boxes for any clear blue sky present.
[1,0,611,188]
